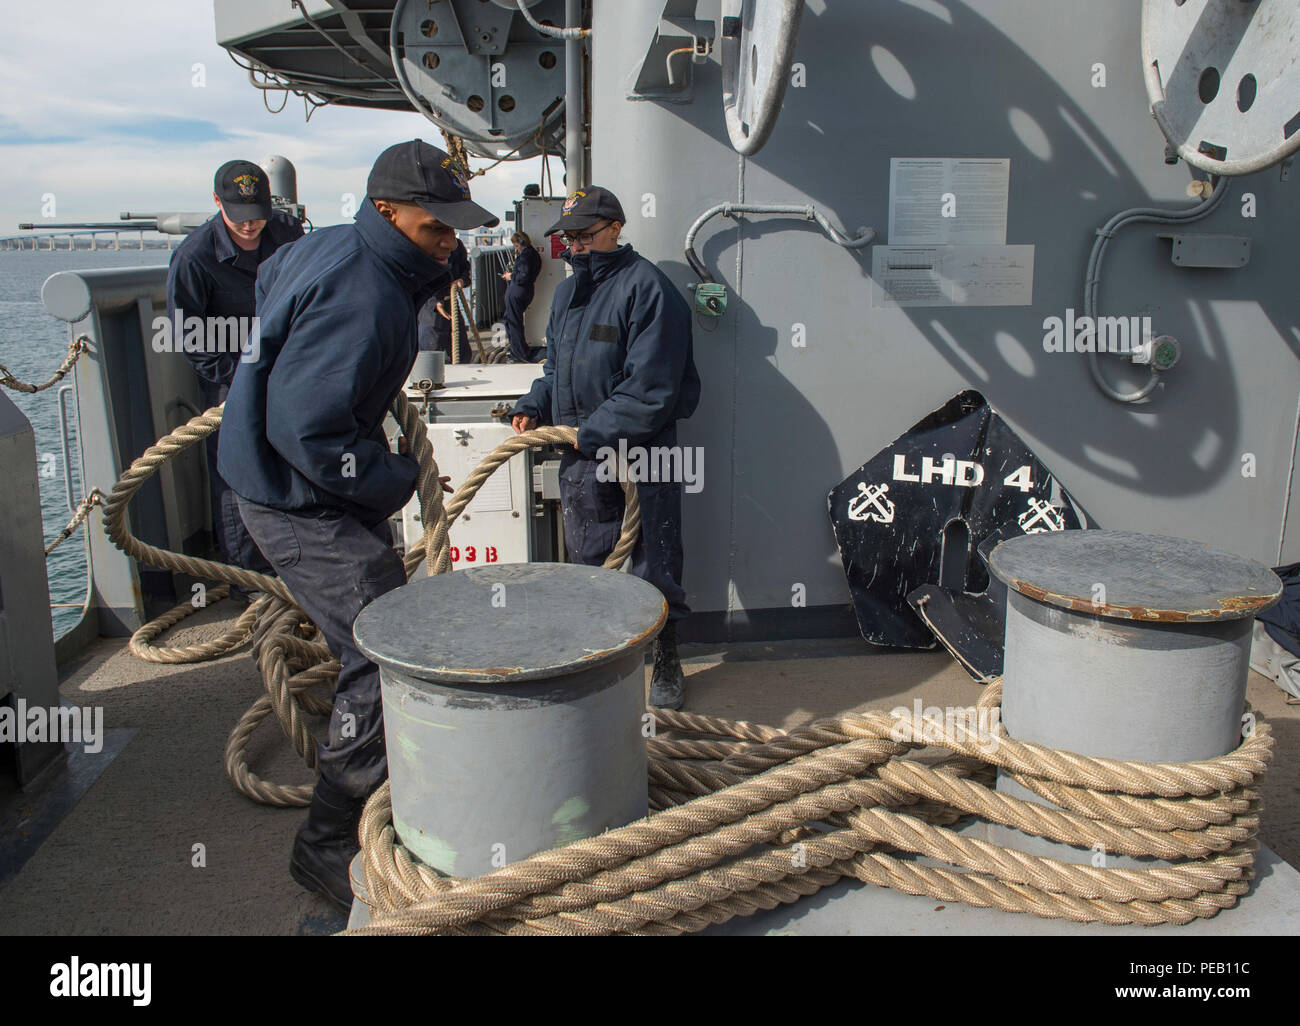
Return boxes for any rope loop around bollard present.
[96,396,1277,932]
[346,692,1273,935]
[101,396,642,807]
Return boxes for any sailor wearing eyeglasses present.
[509,186,700,710]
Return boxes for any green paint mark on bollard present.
[552,796,592,845]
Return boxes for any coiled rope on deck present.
[101,397,639,805]
[347,684,1271,934]
[99,397,1274,929]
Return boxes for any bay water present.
[0,247,171,638]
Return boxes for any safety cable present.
[516,0,589,39]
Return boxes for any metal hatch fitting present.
[720,0,805,155]
[624,0,803,148]
[1157,231,1252,268]
[389,0,567,159]
[625,1,717,101]
[1141,0,1300,176]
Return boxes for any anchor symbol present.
[848,482,895,524]
[1018,497,1065,534]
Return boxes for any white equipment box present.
[395,363,558,568]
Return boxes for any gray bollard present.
[353,562,665,884]
[405,350,444,391]
[986,530,1280,867]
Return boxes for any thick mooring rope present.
[347,683,1271,934]
[100,398,1273,929]
[101,397,639,805]
[449,281,489,364]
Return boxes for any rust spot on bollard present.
[1009,576,1278,622]
[993,532,1281,624]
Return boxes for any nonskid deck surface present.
[2,603,1298,936]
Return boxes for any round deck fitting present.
[355,561,667,684]
[353,563,665,877]
[986,530,1279,867]
[989,529,1280,623]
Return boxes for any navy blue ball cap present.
[545,186,626,236]
[366,139,499,229]
[215,160,272,222]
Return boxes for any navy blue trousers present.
[559,428,689,622]
[503,286,538,363]
[236,497,407,800]
[419,301,474,363]
[202,380,271,574]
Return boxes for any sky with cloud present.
[0,0,546,235]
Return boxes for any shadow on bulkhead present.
[656,0,1300,504]
[660,246,851,642]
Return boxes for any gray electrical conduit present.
[1085,177,1229,403]
[685,203,876,283]
[516,0,588,39]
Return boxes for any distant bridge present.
[0,227,176,252]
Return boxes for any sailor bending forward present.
[510,186,700,709]
[218,140,497,909]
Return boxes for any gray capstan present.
[353,561,666,684]
[989,530,1280,867]
[989,529,1282,623]
[353,563,664,876]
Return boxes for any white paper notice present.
[466,447,513,511]
[888,158,1010,246]
[871,245,1035,308]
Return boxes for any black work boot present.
[289,778,368,910]
[648,621,685,711]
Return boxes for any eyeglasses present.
[560,222,612,246]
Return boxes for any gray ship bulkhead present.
[593,0,1300,642]
[206,1,1300,642]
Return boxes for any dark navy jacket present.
[434,240,470,301]
[507,246,542,294]
[417,240,471,349]
[512,244,699,455]
[165,209,304,390]
[218,200,450,520]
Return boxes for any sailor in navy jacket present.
[218,196,439,522]
[166,209,303,391]
[166,160,303,574]
[502,231,543,362]
[510,242,700,457]
[217,139,498,911]
[511,186,699,710]
[419,238,472,361]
